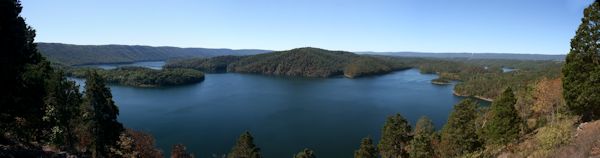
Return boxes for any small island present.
[67,66,205,87]
[431,78,452,85]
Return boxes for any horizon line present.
[36,41,567,56]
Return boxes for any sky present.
[21,0,594,54]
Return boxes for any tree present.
[111,129,163,158]
[409,116,435,158]
[228,131,261,158]
[0,0,52,143]
[82,71,124,157]
[439,99,481,158]
[532,78,565,124]
[43,71,82,152]
[171,144,194,158]
[562,0,600,122]
[482,87,522,145]
[293,148,316,158]
[378,113,412,158]
[354,137,378,158]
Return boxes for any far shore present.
[431,81,452,85]
[452,90,494,102]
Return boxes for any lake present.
[86,61,165,70]
[73,62,485,158]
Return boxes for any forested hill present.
[166,47,410,78]
[369,52,565,61]
[37,42,271,65]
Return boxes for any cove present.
[72,64,483,158]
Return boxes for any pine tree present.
[409,116,435,158]
[43,71,82,152]
[354,137,378,158]
[0,0,52,142]
[562,0,600,122]
[378,113,412,158]
[293,148,316,158]
[82,71,124,157]
[482,87,521,145]
[227,131,261,158]
[439,99,481,158]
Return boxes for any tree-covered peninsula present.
[67,67,205,87]
[166,47,410,78]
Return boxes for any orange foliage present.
[532,78,565,120]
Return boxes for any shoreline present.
[72,60,166,67]
[431,81,452,85]
[452,90,494,102]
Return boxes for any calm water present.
[71,62,485,157]
[502,67,517,73]
[87,61,165,70]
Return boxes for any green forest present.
[37,43,270,66]
[66,67,205,87]
[166,52,562,102]
[3,0,600,158]
[166,47,411,78]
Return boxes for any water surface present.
[72,62,482,157]
[86,61,165,70]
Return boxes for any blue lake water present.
[88,61,165,70]
[72,62,485,157]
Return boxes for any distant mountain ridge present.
[367,51,565,61]
[38,42,566,66]
[37,42,272,65]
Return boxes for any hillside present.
[37,43,271,65]
[164,55,244,73]
[166,47,410,78]
[371,52,565,61]
[67,66,205,87]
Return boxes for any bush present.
[533,115,577,156]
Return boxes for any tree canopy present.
[167,47,410,78]
[409,116,435,158]
[482,88,522,145]
[562,0,600,121]
[378,113,412,158]
[68,66,205,87]
[293,148,316,158]
[82,71,124,157]
[439,99,481,157]
[228,131,262,158]
[354,137,378,158]
[0,0,51,144]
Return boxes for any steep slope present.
[37,43,271,65]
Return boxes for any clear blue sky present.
[21,0,594,54]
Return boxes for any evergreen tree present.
[227,131,261,158]
[82,71,124,157]
[293,148,316,158]
[409,116,435,158]
[482,87,521,145]
[562,0,600,121]
[43,71,82,152]
[439,99,481,158]
[378,113,412,158]
[354,137,378,158]
[0,0,52,143]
